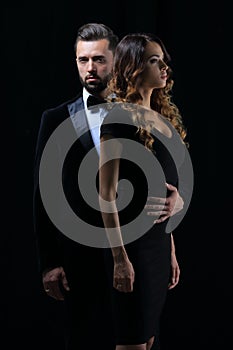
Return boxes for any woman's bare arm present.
[99,134,135,292]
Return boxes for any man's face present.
[76,39,114,95]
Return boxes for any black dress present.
[100,103,184,346]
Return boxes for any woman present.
[99,33,187,350]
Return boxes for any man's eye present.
[94,58,106,63]
[78,58,88,63]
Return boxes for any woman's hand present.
[113,258,135,293]
[168,252,180,290]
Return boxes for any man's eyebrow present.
[77,55,105,59]
[77,55,88,60]
[92,55,106,59]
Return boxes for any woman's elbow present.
[99,188,116,202]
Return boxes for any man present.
[33,23,118,350]
[33,23,183,350]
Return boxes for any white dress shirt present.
[83,88,108,155]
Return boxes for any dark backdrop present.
[3,1,231,349]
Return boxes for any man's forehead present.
[76,39,110,56]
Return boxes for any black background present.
[3,1,231,349]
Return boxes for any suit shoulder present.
[41,94,82,125]
[42,94,81,116]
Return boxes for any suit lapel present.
[67,96,95,153]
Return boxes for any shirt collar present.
[83,88,90,110]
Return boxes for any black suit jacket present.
[33,93,105,275]
[33,94,115,348]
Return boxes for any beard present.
[79,73,111,94]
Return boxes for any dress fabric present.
[100,104,181,345]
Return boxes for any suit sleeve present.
[33,110,64,275]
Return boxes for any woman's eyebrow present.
[147,54,164,59]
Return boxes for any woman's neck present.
[139,88,153,109]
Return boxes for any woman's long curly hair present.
[107,33,187,149]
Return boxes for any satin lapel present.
[67,96,95,153]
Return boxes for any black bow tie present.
[87,95,106,108]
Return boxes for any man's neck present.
[84,88,108,99]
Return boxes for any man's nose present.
[87,59,96,72]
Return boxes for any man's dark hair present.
[74,23,119,53]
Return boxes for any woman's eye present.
[150,58,158,64]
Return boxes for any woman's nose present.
[160,60,168,71]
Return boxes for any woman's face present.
[139,41,168,89]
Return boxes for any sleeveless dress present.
[100,103,184,346]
